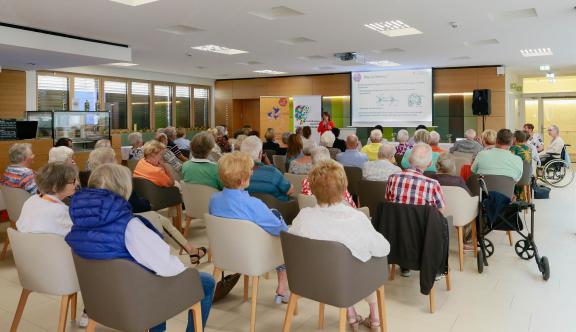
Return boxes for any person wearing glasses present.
[539,125,565,165]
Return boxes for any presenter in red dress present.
[317,112,335,135]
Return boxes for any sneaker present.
[400,268,412,277]
[435,273,446,281]
[274,292,290,304]
[78,312,89,328]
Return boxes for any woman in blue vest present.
[65,163,214,332]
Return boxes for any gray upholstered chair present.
[280,232,388,332]
[356,179,388,218]
[0,186,31,260]
[72,253,204,332]
[132,177,183,231]
[273,155,287,173]
[284,173,306,196]
[343,166,363,197]
[180,183,219,238]
[126,159,139,173]
[517,161,533,202]
[250,192,299,225]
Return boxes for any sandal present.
[361,317,381,331]
[189,247,208,265]
[348,315,362,332]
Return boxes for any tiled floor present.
[0,183,575,331]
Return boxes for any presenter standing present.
[317,112,335,135]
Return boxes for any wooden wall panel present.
[266,77,312,96]
[477,116,505,132]
[0,69,26,119]
[477,67,505,92]
[311,74,350,96]
[215,80,233,127]
[233,79,267,99]
[490,91,505,117]
[434,68,478,93]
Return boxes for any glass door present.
[542,98,576,159]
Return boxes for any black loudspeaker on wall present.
[472,89,491,115]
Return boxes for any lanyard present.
[39,194,64,205]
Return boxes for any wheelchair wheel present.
[477,249,484,273]
[515,239,535,260]
[482,239,494,257]
[539,256,550,281]
[543,159,574,188]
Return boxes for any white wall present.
[505,68,523,130]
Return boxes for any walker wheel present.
[514,240,535,260]
[483,239,494,257]
[540,256,550,281]
[477,250,484,274]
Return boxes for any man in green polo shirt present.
[182,132,223,190]
[471,129,523,181]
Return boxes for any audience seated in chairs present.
[163,127,189,162]
[539,124,565,165]
[182,132,223,190]
[362,142,401,181]
[336,134,368,168]
[215,125,232,153]
[263,128,281,154]
[66,163,214,332]
[209,151,290,303]
[395,129,412,156]
[241,136,294,201]
[331,127,347,152]
[2,143,38,194]
[401,129,440,173]
[481,129,497,150]
[290,159,390,330]
[362,129,384,161]
[471,129,523,181]
[450,129,483,155]
[288,145,314,175]
[174,128,191,158]
[154,132,183,173]
[285,134,304,170]
[386,143,446,277]
[127,131,145,160]
[48,146,75,164]
[134,140,177,187]
[301,146,357,207]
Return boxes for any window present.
[104,81,128,129]
[73,77,99,111]
[37,76,69,111]
[131,82,150,130]
[154,85,172,128]
[175,86,191,127]
[193,87,209,128]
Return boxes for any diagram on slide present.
[407,93,424,107]
[376,95,400,107]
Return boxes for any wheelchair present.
[536,144,574,188]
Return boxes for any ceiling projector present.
[334,52,358,61]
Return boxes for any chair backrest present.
[72,253,203,332]
[280,232,388,308]
[284,173,306,195]
[7,229,79,295]
[466,174,515,199]
[181,183,219,219]
[135,211,168,234]
[0,186,32,221]
[297,194,317,209]
[132,178,182,211]
[263,149,276,163]
[0,188,5,211]
[250,192,300,225]
[126,159,139,173]
[205,214,284,276]
[273,155,287,173]
[343,166,363,196]
[356,179,387,218]
[517,161,532,186]
[453,156,471,176]
[452,151,474,160]
[441,186,478,227]
[394,154,404,169]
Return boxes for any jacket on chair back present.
[373,201,449,295]
[66,188,160,263]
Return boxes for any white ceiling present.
[1,0,575,79]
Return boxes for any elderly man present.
[2,143,37,194]
[163,127,188,162]
[450,129,483,155]
[471,129,523,181]
[241,136,294,201]
[155,132,183,173]
[401,129,440,172]
[362,129,384,161]
[539,125,565,165]
[362,142,402,181]
[336,135,369,168]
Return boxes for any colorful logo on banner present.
[279,97,288,107]
[267,106,281,120]
[294,104,311,126]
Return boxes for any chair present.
[126,159,139,173]
[453,157,471,176]
[441,186,479,271]
[250,192,299,225]
[343,166,363,197]
[284,173,306,195]
[72,253,204,332]
[297,194,317,209]
[280,232,388,332]
[205,214,284,332]
[451,151,474,160]
[517,161,533,202]
[394,154,404,169]
[273,155,287,173]
[132,178,183,231]
[328,147,340,160]
[0,186,32,260]
[7,229,79,332]
[357,179,387,218]
[263,149,276,163]
[180,183,219,238]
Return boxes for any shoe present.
[348,315,362,332]
[401,268,412,277]
[361,316,381,331]
[78,313,89,328]
[463,244,474,252]
[435,273,446,281]
[274,292,290,304]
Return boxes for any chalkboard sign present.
[0,119,17,140]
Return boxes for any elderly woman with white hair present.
[128,132,144,160]
[429,131,445,153]
[450,128,483,155]
[215,125,232,153]
[395,129,412,155]
[79,147,117,187]
[48,146,75,164]
[2,143,37,194]
[361,129,384,161]
[288,145,314,175]
[431,152,472,195]
[362,142,402,181]
[400,129,440,173]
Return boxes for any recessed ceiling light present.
[191,45,248,55]
[463,39,500,46]
[364,20,422,37]
[366,60,401,67]
[520,48,553,57]
[237,61,264,65]
[108,0,159,6]
[276,37,316,45]
[157,25,204,35]
[254,70,287,75]
[540,65,551,71]
[248,6,304,20]
[107,62,139,67]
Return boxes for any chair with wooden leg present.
[441,186,479,271]
[205,214,284,332]
[280,232,388,332]
[181,183,219,238]
[7,229,80,332]
[0,186,31,260]
[517,161,533,203]
[132,178,183,231]
[72,253,205,332]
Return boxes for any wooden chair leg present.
[10,288,31,332]
[58,295,70,332]
[457,226,464,272]
[281,293,299,332]
[471,220,478,257]
[264,272,270,279]
[389,264,396,281]
[445,267,452,291]
[0,238,9,260]
[243,275,249,302]
[429,286,436,313]
[69,292,77,321]
[338,307,347,332]
[318,303,325,329]
[212,267,222,283]
[507,231,513,246]
[183,216,192,239]
[376,286,387,332]
[207,248,212,263]
[191,302,203,332]
[86,319,96,332]
[250,276,259,332]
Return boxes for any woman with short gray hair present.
[128,132,144,160]
[181,132,222,190]
[395,129,412,155]
[2,143,37,194]
[430,152,472,195]
[362,142,401,181]
[48,146,75,164]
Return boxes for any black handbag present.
[213,272,241,302]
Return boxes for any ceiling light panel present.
[157,25,204,35]
[249,6,304,20]
[366,60,401,67]
[277,37,316,45]
[107,62,139,66]
[254,70,287,75]
[491,8,538,21]
[463,39,500,46]
[539,65,550,71]
[364,20,422,37]
[521,48,553,57]
[376,48,406,54]
[237,61,263,65]
[108,0,159,6]
[191,45,248,55]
